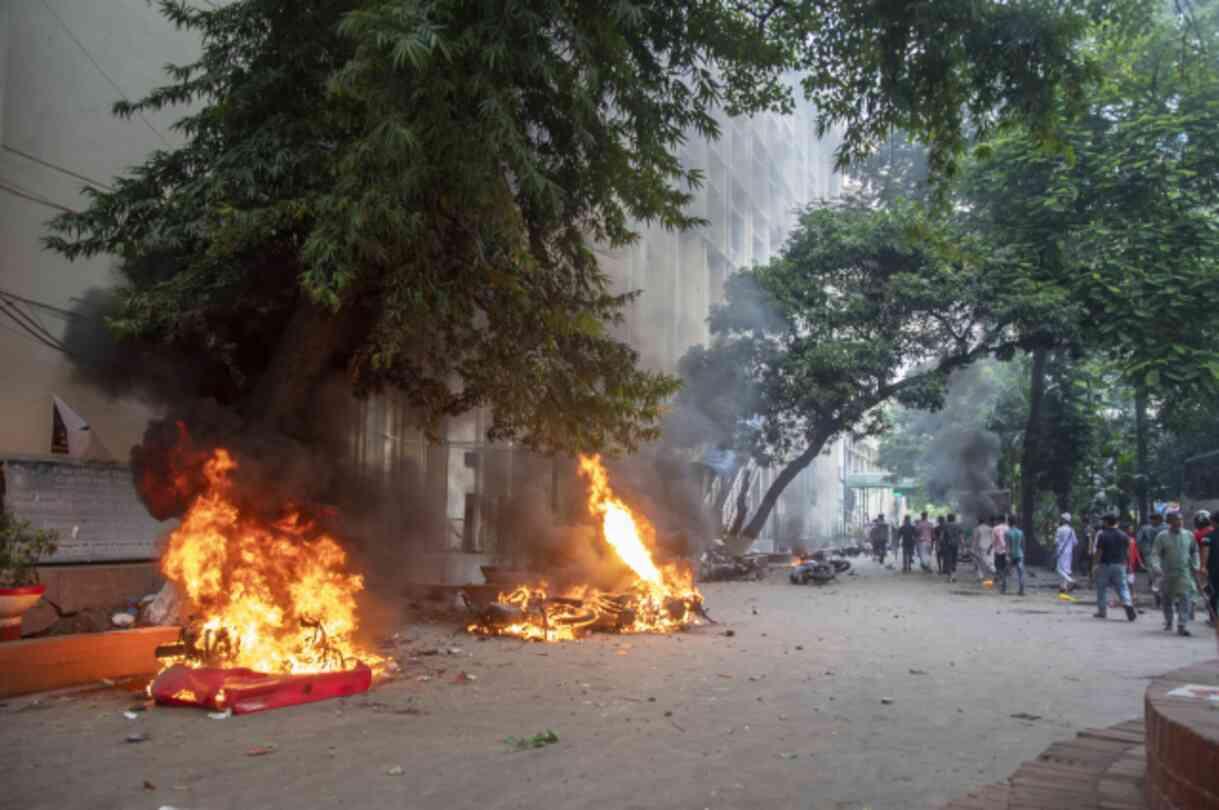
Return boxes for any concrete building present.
[1,2,893,589]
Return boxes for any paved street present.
[4,560,1214,810]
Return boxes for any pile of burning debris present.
[141,435,384,714]
[467,455,707,642]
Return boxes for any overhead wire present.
[0,300,68,354]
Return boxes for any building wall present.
[0,0,200,460]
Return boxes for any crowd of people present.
[865,508,1218,637]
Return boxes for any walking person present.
[1193,510,1216,625]
[973,516,996,583]
[1136,512,1164,606]
[869,514,890,565]
[934,516,946,574]
[1151,511,1201,637]
[1056,514,1079,593]
[898,515,917,573]
[1093,514,1138,621]
[915,511,935,573]
[1005,513,1025,596]
[992,513,1010,593]
[942,514,963,582]
[1124,521,1143,610]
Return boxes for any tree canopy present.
[676,200,1031,538]
[45,0,1150,453]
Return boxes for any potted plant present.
[0,508,58,641]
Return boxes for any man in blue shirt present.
[1003,514,1025,596]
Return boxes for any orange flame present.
[470,455,701,641]
[578,455,663,586]
[161,449,379,674]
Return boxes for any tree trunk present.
[1020,347,1048,564]
[741,433,829,540]
[726,465,754,537]
[1135,381,1150,526]
[248,295,357,440]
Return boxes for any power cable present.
[37,0,171,148]
[0,179,76,214]
[2,145,113,193]
[0,298,67,352]
[0,288,79,319]
[0,301,68,354]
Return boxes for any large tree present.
[676,200,1039,541]
[957,0,1219,539]
[45,0,1145,453]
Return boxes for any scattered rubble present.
[505,730,559,751]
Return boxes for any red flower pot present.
[0,584,47,641]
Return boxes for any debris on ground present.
[1010,712,1042,721]
[505,730,560,751]
[698,547,768,581]
[245,745,276,756]
[209,709,232,720]
[909,669,928,675]
[387,766,404,776]
[125,731,149,743]
[143,780,155,791]
[881,698,894,705]
[451,671,477,684]
[779,752,800,760]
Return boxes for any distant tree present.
[676,201,1031,541]
[957,1,1219,536]
[847,130,931,205]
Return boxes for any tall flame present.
[161,448,378,674]
[470,455,701,641]
[578,454,662,586]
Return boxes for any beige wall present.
[0,0,200,459]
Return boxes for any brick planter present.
[1145,659,1219,810]
[0,626,180,698]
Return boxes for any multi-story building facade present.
[1,2,893,585]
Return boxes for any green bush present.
[0,509,58,587]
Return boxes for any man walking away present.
[1056,514,1078,593]
[934,516,946,573]
[1136,512,1164,606]
[1151,511,1201,636]
[1094,514,1137,621]
[942,514,962,582]
[993,514,1010,593]
[870,514,890,565]
[973,516,996,583]
[1005,514,1025,596]
[1193,510,1216,625]
[1122,519,1142,609]
[915,512,935,573]
[898,515,917,573]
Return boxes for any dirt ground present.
[4,559,1216,810]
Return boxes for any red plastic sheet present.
[151,663,372,714]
